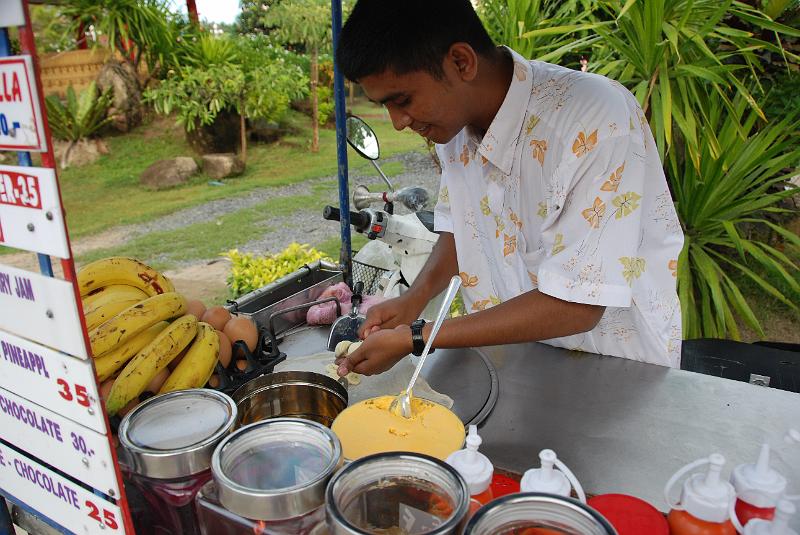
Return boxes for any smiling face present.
[358,44,479,145]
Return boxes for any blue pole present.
[331,0,353,288]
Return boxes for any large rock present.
[202,153,245,179]
[53,139,110,168]
[186,111,240,154]
[140,157,198,190]
[96,60,142,133]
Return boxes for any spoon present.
[390,275,462,418]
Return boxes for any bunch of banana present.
[89,292,187,357]
[77,257,175,297]
[83,285,151,331]
[159,322,220,394]
[106,315,198,415]
[94,322,168,382]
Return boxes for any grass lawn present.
[46,102,424,240]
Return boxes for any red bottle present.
[446,425,494,516]
[665,454,737,535]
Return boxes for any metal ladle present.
[390,275,463,418]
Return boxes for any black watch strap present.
[411,319,432,357]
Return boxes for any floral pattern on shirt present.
[432,47,684,367]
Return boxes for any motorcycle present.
[322,115,444,318]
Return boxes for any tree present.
[236,0,282,35]
[262,0,344,152]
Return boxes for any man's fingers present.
[359,317,380,338]
[337,346,368,376]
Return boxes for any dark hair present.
[336,0,496,81]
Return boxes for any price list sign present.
[0,442,122,534]
[0,56,47,152]
[0,165,70,258]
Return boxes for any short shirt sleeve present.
[433,144,453,233]
[537,131,646,308]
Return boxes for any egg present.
[186,299,207,320]
[99,379,114,402]
[235,359,248,371]
[223,316,259,354]
[217,330,233,368]
[208,375,220,388]
[202,306,231,331]
[118,398,139,418]
[145,368,170,393]
[168,346,190,371]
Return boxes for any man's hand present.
[336,325,413,376]
[358,292,422,339]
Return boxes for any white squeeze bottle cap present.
[732,443,787,508]
[743,501,798,535]
[446,425,493,496]
[665,453,736,524]
[520,449,586,503]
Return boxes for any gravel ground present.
[227,151,441,262]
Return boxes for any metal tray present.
[227,260,343,335]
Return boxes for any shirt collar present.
[476,46,534,175]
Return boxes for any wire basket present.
[352,259,390,296]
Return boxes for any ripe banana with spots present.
[106,315,198,415]
[89,292,187,357]
[85,297,147,332]
[93,321,168,381]
[159,322,220,394]
[77,257,175,297]
[82,284,149,312]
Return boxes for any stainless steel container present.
[464,493,618,535]
[227,260,343,335]
[326,452,470,535]
[118,389,238,535]
[232,370,348,427]
[119,389,238,479]
[212,417,343,522]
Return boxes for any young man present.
[335,0,684,376]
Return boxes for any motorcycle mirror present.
[346,116,380,160]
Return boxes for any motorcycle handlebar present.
[323,205,371,232]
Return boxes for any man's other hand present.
[358,293,421,339]
[337,325,414,376]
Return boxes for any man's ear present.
[445,42,478,82]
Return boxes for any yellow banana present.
[93,322,168,381]
[159,322,220,394]
[82,284,149,312]
[106,315,198,415]
[90,292,187,357]
[77,257,175,297]
[85,297,146,331]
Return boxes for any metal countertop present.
[476,341,800,528]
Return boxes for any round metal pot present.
[326,452,470,535]
[118,389,237,479]
[464,492,618,535]
[212,417,343,522]
[232,370,348,427]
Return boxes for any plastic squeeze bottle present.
[731,443,788,525]
[665,453,737,535]
[742,500,797,535]
[446,425,494,515]
[520,448,586,503]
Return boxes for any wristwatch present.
[410,319,433,357]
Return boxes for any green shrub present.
[672,93,800,339]
[225,243,332,298]
[45,82,113,142]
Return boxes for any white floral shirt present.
[434,48,684,367]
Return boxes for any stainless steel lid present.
[464,493,618,535]
[212,417,343,521]
[325,452,470,535]
[118,389,237,479]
